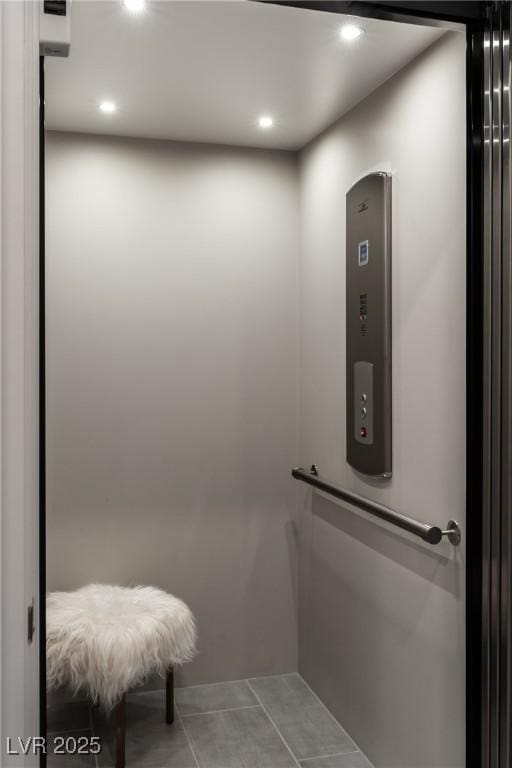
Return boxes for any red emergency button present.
[360,426,367,438]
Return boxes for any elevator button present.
[360,426,367,438]
[361,393,367,403]
[361,407,367,418]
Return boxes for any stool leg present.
[166,667,174,724]
[115,694,126,768]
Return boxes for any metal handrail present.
[292,466,461,546]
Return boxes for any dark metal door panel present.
[481,5,512,768]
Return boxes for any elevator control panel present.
[346,173,392,477]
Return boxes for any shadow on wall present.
[310,492,462,598]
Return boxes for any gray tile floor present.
[47,674,374,768]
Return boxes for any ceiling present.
[45,1,445,151]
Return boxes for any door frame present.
[39,54,47,766]
[0,1,40,765]
[32,1,505,766]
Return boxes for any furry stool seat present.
[47,584,196,767]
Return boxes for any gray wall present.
[45,132,299,685]
[297,32,466,768]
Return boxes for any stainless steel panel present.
[482,7,512,767]
[481,24,492,768]
[346,173,391,477]
[500,13,512,768]
[354,361,374,444]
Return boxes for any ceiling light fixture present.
[123,0,145,13]
[258,115,274,129]
[340,23,363,42]
[99,100,116,114]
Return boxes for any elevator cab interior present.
[43,3,467,766]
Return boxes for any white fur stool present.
[46,584,196,768]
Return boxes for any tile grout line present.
[176,705,202,768]
[299,748,361,763]
[246,679,302,768]
[180,704,261,718]
[173,677,253,693]
[173,673,298,694]
[296,674,375,767]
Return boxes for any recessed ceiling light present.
[123,0,145,13]
[258,115,274,129]
[340,23,363,42]
[99,101,116,114]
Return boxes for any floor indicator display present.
[346,172,392,477]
